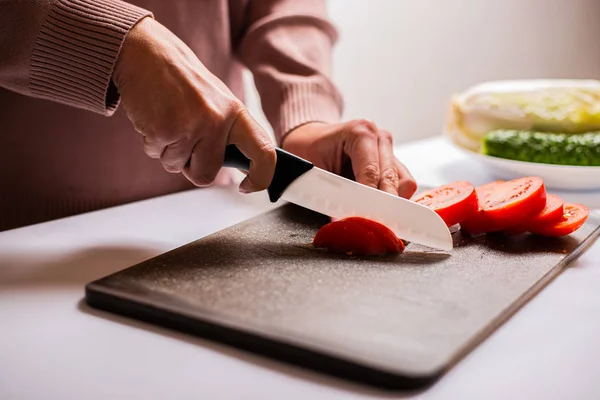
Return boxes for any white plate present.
[452,144,600,191]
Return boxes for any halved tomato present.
[411,181,479,227]
[529,203,590,237]
[460,177,547,234]
[504,194,564,234]
[313,217,404,256]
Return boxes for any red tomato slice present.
[504,194,565,234]
[349,217,400,242]
[460,177,546,234]
[313,217,404,256]
[458,181,506,233]
[529,194,565,224]
[411,181,479,227]
[529,203,589,237]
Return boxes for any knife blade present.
[223,145,453,250]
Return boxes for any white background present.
[245,0,600,143]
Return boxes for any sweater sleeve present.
[235,0,344,143]
[0,0,152,116]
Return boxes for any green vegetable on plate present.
[482,130,600,166]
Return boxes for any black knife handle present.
[223,144,314,203]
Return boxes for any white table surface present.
[2,136,600,400]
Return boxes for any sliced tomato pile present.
[527,203,590,237]
[312,177,590,257]
[411,177,589,237]
[503,194,565,235]
[460,177,547,234]
[313,216,405,256]
[411,181,479,227]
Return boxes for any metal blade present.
[280,168,453,250]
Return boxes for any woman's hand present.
[113,17,276,193]
[281,120,417,198]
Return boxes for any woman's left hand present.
[281,119,417,199]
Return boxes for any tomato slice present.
[313,217,405,255]
[411,181,479,227]
[530,194,565,224]
[458,181,505,233]
[504,194,565,234]
[349,217,400,242]
[529,203,590,237]
[460,177,546,234]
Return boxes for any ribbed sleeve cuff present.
[275,81,343,143]
[29,0,152,116]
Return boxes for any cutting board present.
[85,204,600,391]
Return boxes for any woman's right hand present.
[113,17,276,193]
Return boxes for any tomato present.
[529,194,565,225]
[460,177,546,234]
[313,217,404,256]
[411,181,479,227]
[504,194,565,234]
[457,181,504,233]
[529,203,590,237]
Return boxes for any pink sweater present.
[0,0,343,231]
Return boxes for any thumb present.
[239,173,256,194]
[227,109,277,193]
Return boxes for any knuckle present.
[379,129,393,143]
[259,141,277,163]
[350,118,378,135]
[224,101,246,124]
[350,129,378,145]
[358,128,379,142]
[230,100,246,114]
[162,162,182,174]
[361,163,380,183]
[143,144,162,159]
[133,121,146,134]
[380,167,400,187]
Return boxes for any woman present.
[0,0,416,231]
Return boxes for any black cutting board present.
[85,204,600,391]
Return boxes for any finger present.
[182,137,224,187]
[160,138,196,173]
[142,135,163,159]
[376,129,401,195]
[133,120,145,134]
[394,159,418,198]
[344,128,380,189]
[227,109,276,193]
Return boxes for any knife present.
[223,145,453,250]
